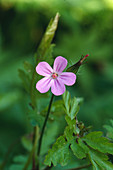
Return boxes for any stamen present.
[52,73,58,79]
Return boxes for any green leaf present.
[18,69,30,93]
[65,115,76,131]
[42,43,55,65]
[71,140,86,159]
[44,126,87,166]
[41,99,64,120]
[63,90,79,120]
[76,97,84,105]
[104,120,113,139]
[70,97,79,120]
[24,61,34,76]
[82,131,113,155]
[89,149,113,170]
[78,138,89,153]
[44,135,71,166]
[91,159,101,170]
[41,121,59,155]
[62,90,71,114]
[30,13,60,108]
[64,126,86,159]
[34,13,60,63]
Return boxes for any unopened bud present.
[66,54,89,74]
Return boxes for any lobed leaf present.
[65,115,76,131]
[44,126,87,166]
[89,149,113,170]
[82,131,113,155]
[44,136,71,166]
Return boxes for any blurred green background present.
[0,0,113,168]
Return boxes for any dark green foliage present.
[45,124,113,169]
[104,120,113,140]
[9,155,30,170]
[31,13,59,108]
[45,91,113,168]
[1,1,113,169]
[88,149,113,170]
[82,131,113,155]
[62,90,80,120]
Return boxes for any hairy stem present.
[37,94,54,169]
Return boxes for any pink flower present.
[36,56,76,96]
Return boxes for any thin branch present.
[36,94,54,170]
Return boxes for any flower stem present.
[37,94,54,164]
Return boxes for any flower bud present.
[66,54,89,74]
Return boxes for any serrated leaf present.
[71,140,86,159]
[65,127,87,159]
[82,131,113,155]
[89,149,113,170]
[44,136,71,166]
[45,126,87,166]
[64,126,74,141]
[78,138,89,153]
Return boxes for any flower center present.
[52,73,58,79]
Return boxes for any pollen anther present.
[52,73,58,79]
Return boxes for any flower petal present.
[53,56,67,73]
[36,62,53,76]
[36,77,52,93]
[59,72,76,86]
[51,79,65,96]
